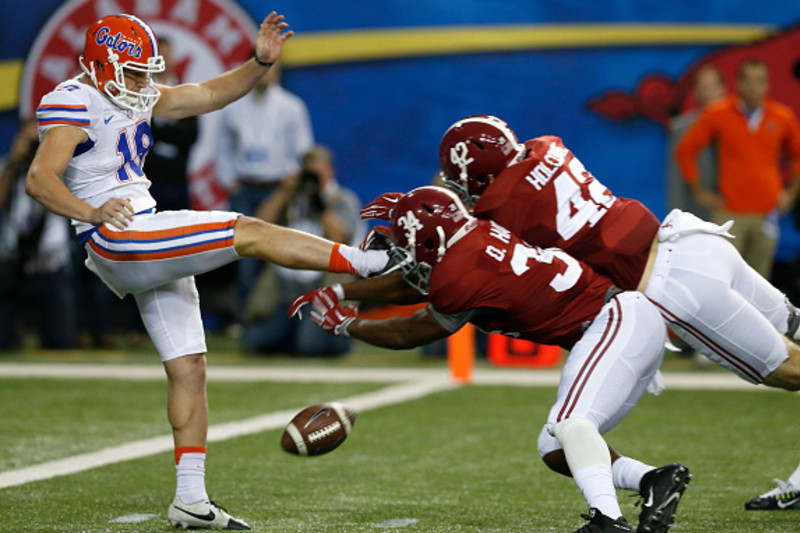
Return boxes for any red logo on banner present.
[588,25,800,127]
[20,0,258,210]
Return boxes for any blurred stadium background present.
[4,1,800,253]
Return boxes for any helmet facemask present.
[389,186,478,296]
[81,47,164,113]
[387,245,432,296]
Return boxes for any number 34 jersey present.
[429,219,613,349]
[473,135,660,291]
[36,77,157,234]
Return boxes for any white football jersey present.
[36,77,156,233]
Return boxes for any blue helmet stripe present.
[121,14,159,57]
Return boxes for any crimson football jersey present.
[429,219,613,349]
[473,135,660,291]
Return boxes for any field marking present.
[0,361,778,490]
[0,362,776,391]
[109,513,157,524]
[0,375,454,491]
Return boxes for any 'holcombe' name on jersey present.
[524,142,569,191]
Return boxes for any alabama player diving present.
[358,114,800,518]
[25,13,387,530]
[361,114,800,392]
[289,186,689,533]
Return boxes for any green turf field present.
[1,352,799,532]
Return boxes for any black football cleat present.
[574,508,634,532]
[636,463,692,533]
[745,479,800,510]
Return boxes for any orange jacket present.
[675,95,800,214]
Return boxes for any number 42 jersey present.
[36,77,157,234]
[473,135,660,291]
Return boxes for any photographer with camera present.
[0,119,76,349]
[244,145,365,355]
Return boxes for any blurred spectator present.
[676,59,800,278]
[215,62,314,312]
[146,36,199,211]
[0,119,76,349]
[242,145,363,356]
[666,65,726,220]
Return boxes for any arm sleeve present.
[36,89,94,141]
[675,109,717,184]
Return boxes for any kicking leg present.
[232,215,387,276]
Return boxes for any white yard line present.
[0,360,773,490]
[0,375,454,490]
[0,362,773,390]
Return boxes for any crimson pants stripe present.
[557,297,622,422]
[648,298,762,382]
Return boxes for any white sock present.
[574,464,622,519]
[554,418,621,519]
[612,456,656,491]
[338,245,389,277]
[788,461,800,488]
[176,452,209,504]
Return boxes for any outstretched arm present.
[289,286,448,349]
[339,273,427,305]
[154,12,293,119]
[348,306,450,350]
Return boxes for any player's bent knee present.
[537,423,571,474]
[553,417,610,472]
[164,353,208,387]
[537,424,561,459]
[763,348,800,391]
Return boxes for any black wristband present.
[254,55,273,67]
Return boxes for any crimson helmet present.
[438,115,526,204]
[79,14,165,113]
[388,186,477,295]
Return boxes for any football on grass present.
[281,402,356,456]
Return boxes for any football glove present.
[359,192,403,220]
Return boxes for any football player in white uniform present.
[26,13,387,530]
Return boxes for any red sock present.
[175,446,206,465]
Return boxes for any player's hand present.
[288,286,337,320]
[91,197,134,229]
[289,286,358,337]
[254,11,294,66]
[360,192,403,220]
[359,225,394,251]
